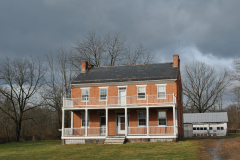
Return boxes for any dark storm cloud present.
[0,0,240,60]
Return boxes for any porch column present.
[85,109,88,136]
[106,108,108,136]
[176,108,178,135]
[71,111,73,135]
[62,109,65,137]
[125,108,127,136]
[173,106,176,136]
[146,107,149,136]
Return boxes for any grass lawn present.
[226,133,240,137]
[0,139,200,160]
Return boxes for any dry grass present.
[2,136,240,160]
[0,140,199,160]
[219,137,240,160]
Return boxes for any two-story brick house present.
[62,55,183,144]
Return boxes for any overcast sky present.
[1,0,240,69]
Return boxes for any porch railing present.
[63,126,175,136]
[149,126,174,135]
[127,126,174,135]
[88,127,106,136]
[63,128,85,136]
[128,127,147,135]
[63,94,176,108]
[63,127,106,136]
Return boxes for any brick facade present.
[70,55,184,138]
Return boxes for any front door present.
[118,116,125,134]
[100,116,106,135]
[119,88,126,106]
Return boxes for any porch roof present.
[72,62,178,84]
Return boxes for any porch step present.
[104,136,126,144]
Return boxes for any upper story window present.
[158,111,167,125]
[81,88,89,101]
[99,88,108,101]
[138,111,146,126]
[157,84,166,99]
[137,85,146,99]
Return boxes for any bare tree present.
[0,57,46,142]
[105,33,127,66]
[43,48,77,130]
[183,61,230,113]
[226,104,240,129]
[125,43,154,65]
[73,31,106,68]
[0,98,15,142]
[72,31,155,67]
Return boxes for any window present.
[204,127,207,130]
[200,127,203,130]
[138,111,146,126]
[221,127,224,130]
[209,127,213,130]
[81,113,89,127]
[197,128,199,130]
[157,85,166,99]
[217,127,220,130]
[99,88,107,101]
[137,86,146,99]
[158,111,167,125]
[193,128,196,130]
[81,88,89,101]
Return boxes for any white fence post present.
[106,96,108,107]
[173,106,176,136]
[106,108,108,137]
[71,111,73,135]
[146,107,149,136]
[63,98,65,108]
[172,93,174,104]
[147,94,148,105]
[62,109,65,137]
[85,109,88,136]
[125,108,127,136]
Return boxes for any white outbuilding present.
[183,112,228,137]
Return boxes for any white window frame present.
[81,112,89,128]
[118,87,127,106]
[158,111,167,126]
[81,88,90,102]
[137,85,146,100]
[99,87,108,101]
[156,84,167,99]
[137,110,146,127]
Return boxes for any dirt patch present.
[218,137,240,160]
[198,139,219,160]
[197,137,240,160]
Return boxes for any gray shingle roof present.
[71,62,178,84]
[183,112,228,123]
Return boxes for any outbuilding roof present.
[183,112,228,123]
[72,62,178,84]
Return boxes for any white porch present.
[61,105,178,139]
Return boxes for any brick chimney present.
[81,61,88,73]
[88,64,94,69]
[173,55,179,67]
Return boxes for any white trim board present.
[71,79,177,87]
[62,104,176,111]
[61,135,177,139]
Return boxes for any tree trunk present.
[15,121,22,142]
